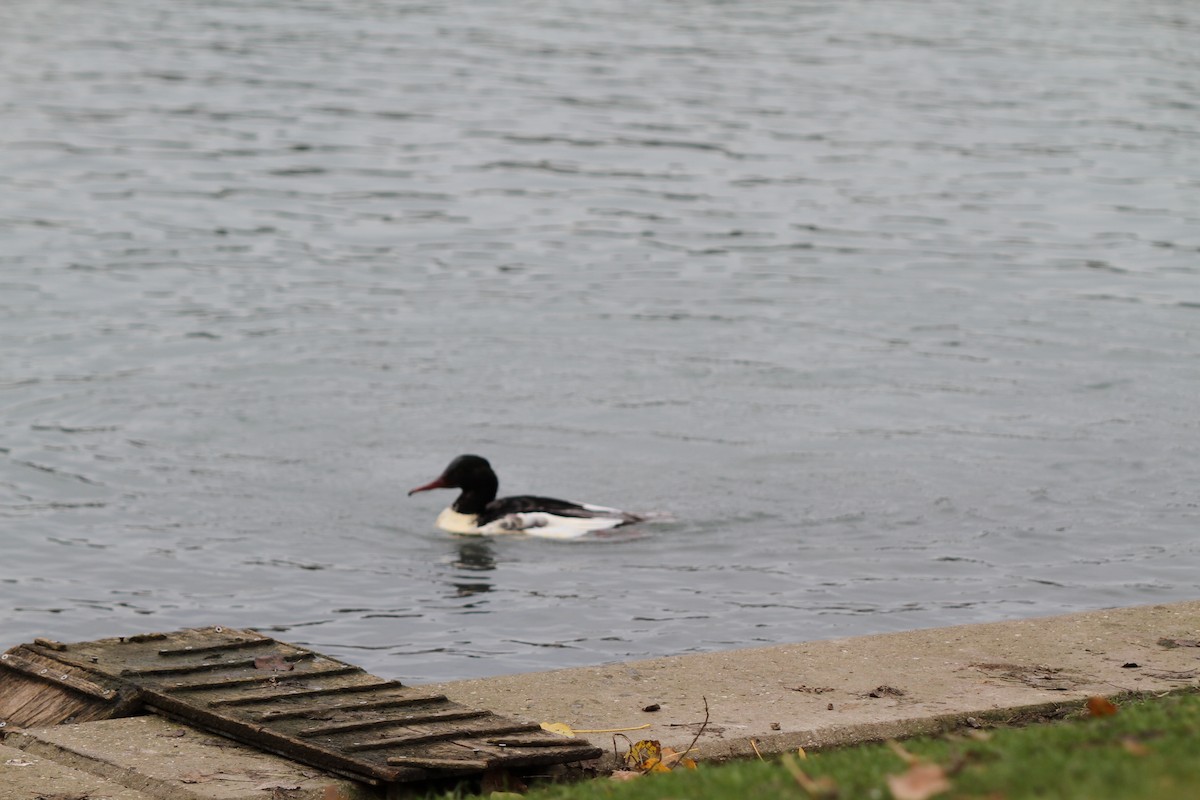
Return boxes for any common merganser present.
[408,454,644,539]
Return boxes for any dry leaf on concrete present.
[625,739,667,772]
[660,746,697,770]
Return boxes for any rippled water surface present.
[2,0,1199,681]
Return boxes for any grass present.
[443,689,1200,800]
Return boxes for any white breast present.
[434,507,627,539]
[434,507,484,534]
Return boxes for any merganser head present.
[408,454,499,513]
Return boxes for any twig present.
[750,738,764,761]
[669,696,709,771]
[576,723,651,733]
[612,733,633,765]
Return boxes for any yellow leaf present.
[661,747,698,770]
[796,746,808,760]
[886,763,951,800]
[625,739,663,771]
[539,722,576,737]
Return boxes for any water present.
[2,0,1198,682]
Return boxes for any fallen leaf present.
[661,746,698,770]
[887,740,920,766]
[1087,697,1118,717]
[796,746,808,760]
[887,762,952,800]
[5,759,35,767]
[539,722,576,737]
[869,685,906,698]
[179,772,211,784]
[780,752,837,798]
[610,770,642,781]
[625,739,663,772]
[254,654,294,672]
[643,703,661,712]
[1121,662,1140,669]
[1120,736,1150,756]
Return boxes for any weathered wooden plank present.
[143,690,412,783]
[343,721,544,752]
[1,651,117,700]
[166,664,359,691]
[209,680,411,708]
[256,692,448,720]
[157,637,274,658]
[121,651,313,677]
[387,755,492,770]
[296,708,489,738]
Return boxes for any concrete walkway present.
[2,601,1198,798]
[423,600,1200,765]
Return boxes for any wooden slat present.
[297,709,489,738]
[157,638,275,657]
[122,652,313,677]
[209,680,411,708]
[167,664,358,691]
[387,755,492,770]
[256,693,448,721]
[344,722,543,752]
[487,737,595,748]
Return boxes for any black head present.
[408,455,499,512]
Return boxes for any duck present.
[408,454,645,539]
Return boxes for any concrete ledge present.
[421,601,1200,766]
[2,740,157,800]
[4,715,375,800]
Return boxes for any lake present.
[1,0,1198,681]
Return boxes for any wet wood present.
[0,626,601,784]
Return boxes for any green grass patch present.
[443,689,1200,800]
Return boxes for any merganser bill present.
[408,454,645,539]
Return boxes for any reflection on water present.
[1,0,1198,681]
[451,540,495,598]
